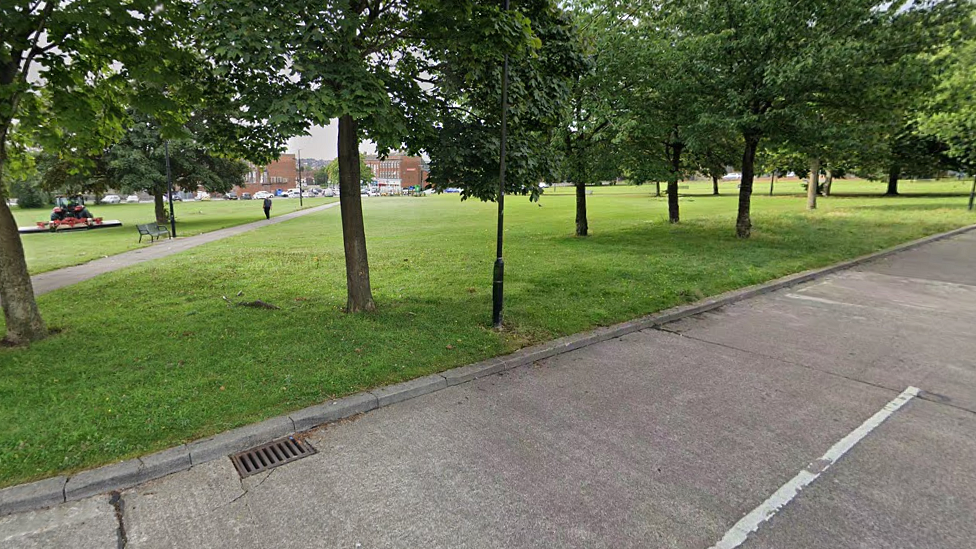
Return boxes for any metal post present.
[492,0,511,329]
[969,175,975,211]
[165,140,177,237]
[298,149,304,208]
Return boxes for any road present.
[3,230,975,548]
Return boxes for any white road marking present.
[784,293,863,308]
[709,386,920,549]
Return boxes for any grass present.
[12,198,335,274]
[1,189,974,488]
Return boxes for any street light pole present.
[298,149,304,208]
[165,140,177,237]
[492,0,511,330]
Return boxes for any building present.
[363,153,429,192]
[239,154,298,195]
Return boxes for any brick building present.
[238,154,297,195]
[364,154,429,191]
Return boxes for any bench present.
[137,223,170,243]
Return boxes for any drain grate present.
[230,436,316,478]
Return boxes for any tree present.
[313,167,330,187]
[661,0,970,237]
[200,1,583,312]
[0,0,193,345]
[325,158,374,188]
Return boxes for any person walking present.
[263,196,272,219]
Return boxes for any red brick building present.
[364,154,429,190]
[238,154,297,195]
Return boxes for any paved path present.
[29,201,340,296]
[4,231,976,548]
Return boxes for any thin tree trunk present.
[575,181,588,236]
[0,147,47,345]
[824,170,833,196]
[338,115,375,313]
[712,175,719,196]
[655,181,661,197]
[153,189,167,224]
[667,142,683,223]
[886,165,900,196]
[807,157,820,210]
[737,134,761,238]
[769,172,776,196]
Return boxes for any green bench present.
[137,223,170,243]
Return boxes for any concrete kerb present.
[2,222,974,517]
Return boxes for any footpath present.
[29,201,340,296]
[2,228,976,548]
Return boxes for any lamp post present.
[492,0,511,329]
[298,149,304,208]
[165,140,177,237]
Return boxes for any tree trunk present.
[769,172,776,196]
[0,147,47,345]
[886,165,900,196]
[712,175,719,196]
[823,170,833,196]
[153,189,167,224]
[575,181,588,236]
[337,115,375,313]
[736,134,761,238]
[807,157,820,210]
[655,181,661,197]
[667,142,683,223]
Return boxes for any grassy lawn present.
[1,190,974,488]
[12,198,335,274]
[544,176,975,197]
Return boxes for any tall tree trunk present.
[153,189,167,224]
[968,175,975,211]
[769,172,776,196]
[575,181,588,236]
[667,142,683,223]
[736,134,761,238]
[655,181,661,197]
[823,170,833,196]
[807,157,820,210]
[712,175,719,196]
[0,145,47,345]
[886,164,900,196]
[337,115,375,313]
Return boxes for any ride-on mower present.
[17,196,124,234]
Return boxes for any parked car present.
[241,193,252,200]
[253,191,273,200]
[125,195,139,203]
[722,172,742,180]
[225,192,238,200]
[102,195,122,204]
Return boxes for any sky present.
[286,120,377,161]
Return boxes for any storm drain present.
[230,436,316,478]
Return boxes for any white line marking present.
[709,386,920,549]
[784,293,863,308]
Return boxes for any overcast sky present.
[286,120,377,161]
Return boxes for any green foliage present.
[9,177,49,209]
[918,39,976,169]
[325,158,373,186]
[313,168,330,187]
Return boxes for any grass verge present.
[1,190,973,487]
[13,198,335,274]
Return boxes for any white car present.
[253,191,273,200]
[102,195,121,204]
[322,189,335,197]
[722,172,742,180]
[125,195,139,203]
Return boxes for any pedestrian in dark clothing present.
[263,197,272,219]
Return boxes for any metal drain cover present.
[231,436,316,478]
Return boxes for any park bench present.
[136,222,170,243]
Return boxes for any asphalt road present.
[3,231,975,548]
